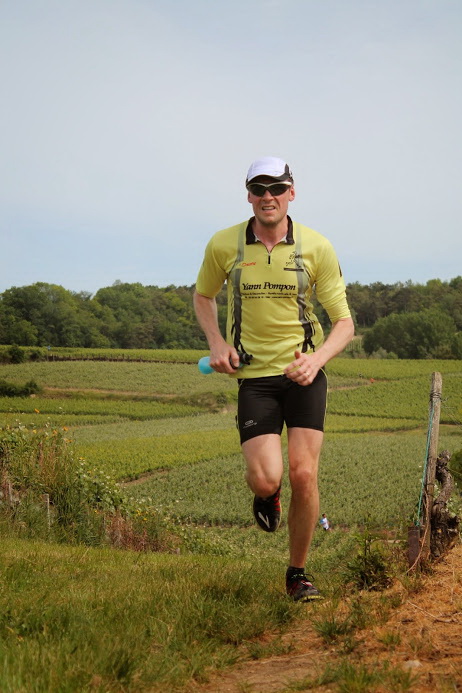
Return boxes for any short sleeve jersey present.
[195,216,351,379]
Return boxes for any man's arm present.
[193,291,239,373]
[284,317,354,385]
[312,316,355,366]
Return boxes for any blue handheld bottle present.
[198,351,253,374]
[198,356,214,374]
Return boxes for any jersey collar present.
[245,216,294,245]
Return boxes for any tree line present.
[0,277,461,359]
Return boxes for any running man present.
[193,156,354,601]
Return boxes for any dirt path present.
[195,543,462,692]
[44,386,174,398]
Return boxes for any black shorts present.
[236,370,328,444]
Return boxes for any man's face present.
[247,176,295,228]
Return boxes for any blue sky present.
[1,0,461,295]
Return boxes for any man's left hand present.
[284,350,321,386]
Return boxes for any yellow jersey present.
[195,217,351,378]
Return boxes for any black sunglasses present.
[246,182,292,197]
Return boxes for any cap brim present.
[246,172,292,184]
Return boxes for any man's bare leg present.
[287,427,324,567]
[243,428,324,600]
[241,433,283,499]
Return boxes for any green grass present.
[0,539,299,692]
[281,660,419,693]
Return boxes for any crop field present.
[0,345,207,363]
[1,352,461,563]
[0,360,237,395]
[328,373,462,424]
[0,395,203,421]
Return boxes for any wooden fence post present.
[421,372,443,560]
[407,525,421,569]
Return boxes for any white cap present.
[246,156,293,184]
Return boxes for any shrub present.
[343,528,393,591]
[450,449,462,496]
[0,379,42,397]
[369,347,398,360]
[6,344,25,364]
[29,349,46,362]
[0,423,170,550]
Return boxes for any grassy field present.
[1,351,461,691]
[0,539,305,692]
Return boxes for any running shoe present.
[286,572,322,602]
[252,486,281,532]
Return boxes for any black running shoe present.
[252,486,281,532]
[286,572,322,602]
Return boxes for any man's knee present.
[245,468,280,498]
[289,464,318,492]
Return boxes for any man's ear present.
[289,186,295,201]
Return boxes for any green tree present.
[451,333,462,359]
[0,309,38,345]
[363,309,457,359]
[0,283,109,348]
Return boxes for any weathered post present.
[407,525,421,569]
[422,372,443,559]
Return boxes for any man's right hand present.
[209,343,240,373]
[193,292,239,373]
